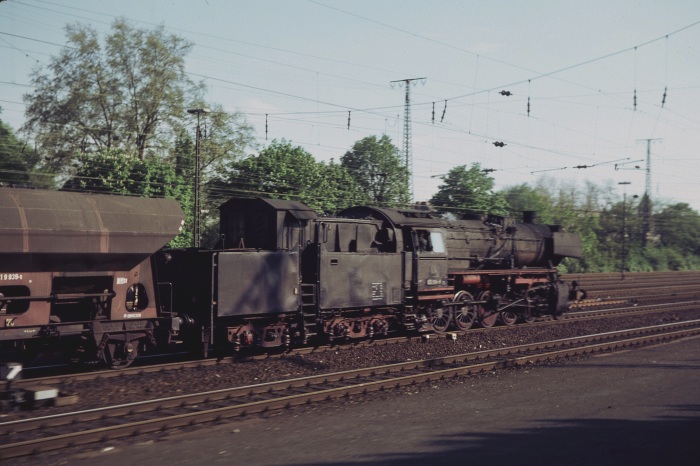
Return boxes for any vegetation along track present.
[2,319,700,460]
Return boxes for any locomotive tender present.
[0,188,583,367]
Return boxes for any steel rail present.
[16,299,700,388]
[2,319,700,460]
[567,300,700,319]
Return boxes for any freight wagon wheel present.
[428,304,451,333]
[500,311,518,326]
[452,291,477,331]
[477,291,498,328]
[100,336,139,369]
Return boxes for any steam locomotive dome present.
[0,188,184,269]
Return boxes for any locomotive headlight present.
[125,283,149,311]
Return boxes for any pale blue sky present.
[1,0,699,209]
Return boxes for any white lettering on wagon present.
[123,313,142,319]
[116,277,128,285]
[0,273,23,281]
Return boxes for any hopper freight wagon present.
[0,188,184,368]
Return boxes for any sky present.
[1,0,700,211]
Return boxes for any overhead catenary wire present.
[2,2,700,208]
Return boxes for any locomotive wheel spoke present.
[478,291,498,328]
[479,311,498,328]
[428,305,451,333]
[500,311,518,326]
[452,291,476,331]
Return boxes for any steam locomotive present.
[0,188,582,368]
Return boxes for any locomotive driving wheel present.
[452,291,477,331]
[477,291,498,328]
[500,310,518,326]
[428,304,451,333]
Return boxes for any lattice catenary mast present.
[637,137,662,247]
[391,77,426,202]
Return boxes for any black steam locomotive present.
[158,197,582,356]
[0,188,582,367]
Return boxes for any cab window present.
[416,229,445,253]
[429,231,445,253]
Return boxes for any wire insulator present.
[661,87,667,107]
[527,96,531,117]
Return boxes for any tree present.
[500,183,553,223]
[214,140,367,216]
[216,140,322,212]
[654,203,700,256]
[0,115,38,185]
[172,131,195,178]
[195,103,255,179]
[23,19,201,169]
[62,148,192,247]
[430,163,508,217]
[340,135,410,207]
[316,160,368,213]
[638,192,653,247]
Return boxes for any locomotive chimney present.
[523,211,536,223]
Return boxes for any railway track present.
[2,319,700,460]
[14,297,700,389]
[565,271,700,309]
[564,270,700,285]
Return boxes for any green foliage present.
[340,135,410,207]
[172,131,195,178]
[217,140,364,215]
[19,19,254,246]
[501,184,554,223]
[654,203,700,255]
[643,246,700,270]
[222,139,323,206]
[430,163,508,217]
[314,160,368,213]
[62,149,192,247]
[23,18,201,170]
[0,117,37,185]
[196,103,256,177]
